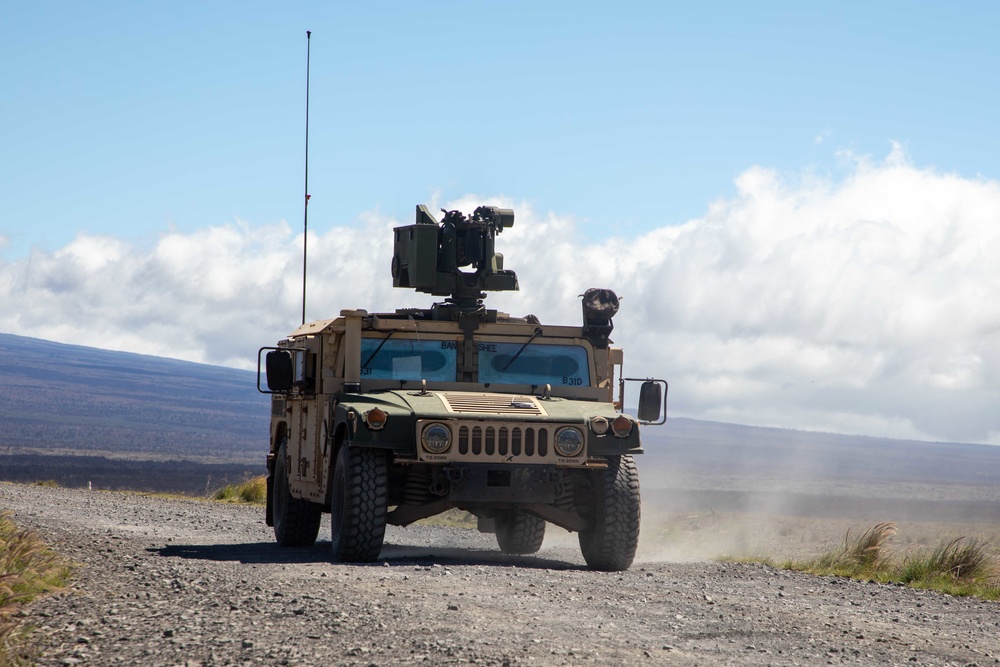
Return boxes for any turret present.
[391,205,519,316]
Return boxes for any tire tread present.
[331,446,388,562]
[273,442,322,547]
[496,511,546,554]
[579,454,640,571]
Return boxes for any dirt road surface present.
[4,482,998,666]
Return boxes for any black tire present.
[578,454,640,571]
[330,445,388,563]
[272,440,322,547]
[495,511,546,555]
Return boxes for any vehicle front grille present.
[457,424,549,459]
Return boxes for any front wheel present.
[330,445,388,562]
[272,440,322,547]
[578,454,640,571]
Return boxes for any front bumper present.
[444,463,560,504]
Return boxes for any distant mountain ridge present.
[0,332,268,464]
[2,332,999,506]
[641,417,1000,492]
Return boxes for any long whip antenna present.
[301,30,312,325]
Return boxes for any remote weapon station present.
[259,204,667,571]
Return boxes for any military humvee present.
[258,204,666,571]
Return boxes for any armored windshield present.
[477,342,591,387]
[360,338,458,382]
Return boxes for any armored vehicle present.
[258,205,666,571]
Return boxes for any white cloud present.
[2,147,999,445]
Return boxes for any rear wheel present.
[496,511,546,554]
[272,440,322,547]
[579,454,640,571]
[330,445,388,562]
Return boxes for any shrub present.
[780,524,999,600]
[901,537,994,585]
[0,512,72,664]
[212,476,267,505]
[416,508,478,528]
[815,522,896,575]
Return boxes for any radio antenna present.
[301,30,312,325]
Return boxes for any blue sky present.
[4,1,998,253]
[3,2,1000,444]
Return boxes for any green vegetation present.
[208,480,480,528]
[208,480,480,527]
[898,537,996,598]
[416,508,478,528]
[31,480,59,489]
[207,475,477,528]
[212,476,267,505]
[811,522,897,573]
[776,522,1000,601]
[0,512,73,665]
[3,453,260,498]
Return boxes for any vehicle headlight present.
[421,423,452,454]
[611,415,633,438]
[589,416,609,435]
[554,426,585,457]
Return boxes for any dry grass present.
[0,512,73,665]
[212,476,267,505]
[814,522,897,574]
[781,524,999,600]
[416,508,478,528]
[898,537,998,598]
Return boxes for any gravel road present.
[4,482,998,666]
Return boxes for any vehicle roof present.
[289,310,587,340]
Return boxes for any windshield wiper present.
[501,328,543,372]
[362,331,397,369]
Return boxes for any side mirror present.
[264,349,294,392]
[637,381,662,423]
[623,377,668,425]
